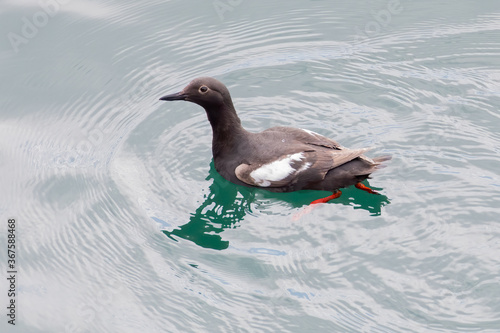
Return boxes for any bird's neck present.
[205,104,246,158]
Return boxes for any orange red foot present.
[291,190,342,221]
[355,182,379,195]
[310,190,342,204]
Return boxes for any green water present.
[163,161,391,251]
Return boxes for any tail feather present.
[373,155,392,170]
[373,155,392,163]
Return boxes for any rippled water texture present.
[1,0,500,332]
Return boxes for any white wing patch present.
[249,152,309,187]
[297,161,312,173]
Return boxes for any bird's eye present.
[199,86,208,93]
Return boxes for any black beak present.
[159,91,187,101]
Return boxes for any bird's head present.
[159,77,233,110]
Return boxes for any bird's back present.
[221,126,389,192]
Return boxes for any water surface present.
[1,0,500,332]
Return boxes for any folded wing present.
[235,148,371,188]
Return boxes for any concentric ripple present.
[2,1,500,332]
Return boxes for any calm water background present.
[1,0,500,332]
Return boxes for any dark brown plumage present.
[159,77,390,201]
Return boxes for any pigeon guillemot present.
[159,77,390,204]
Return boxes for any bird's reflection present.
[163,161,390,250]
[163,161,254,250]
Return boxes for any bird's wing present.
[235,148,371,188]
[263,126,344,150]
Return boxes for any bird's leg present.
[310,190,342,204]
[355,182,379,195]
[292,190,342,221]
